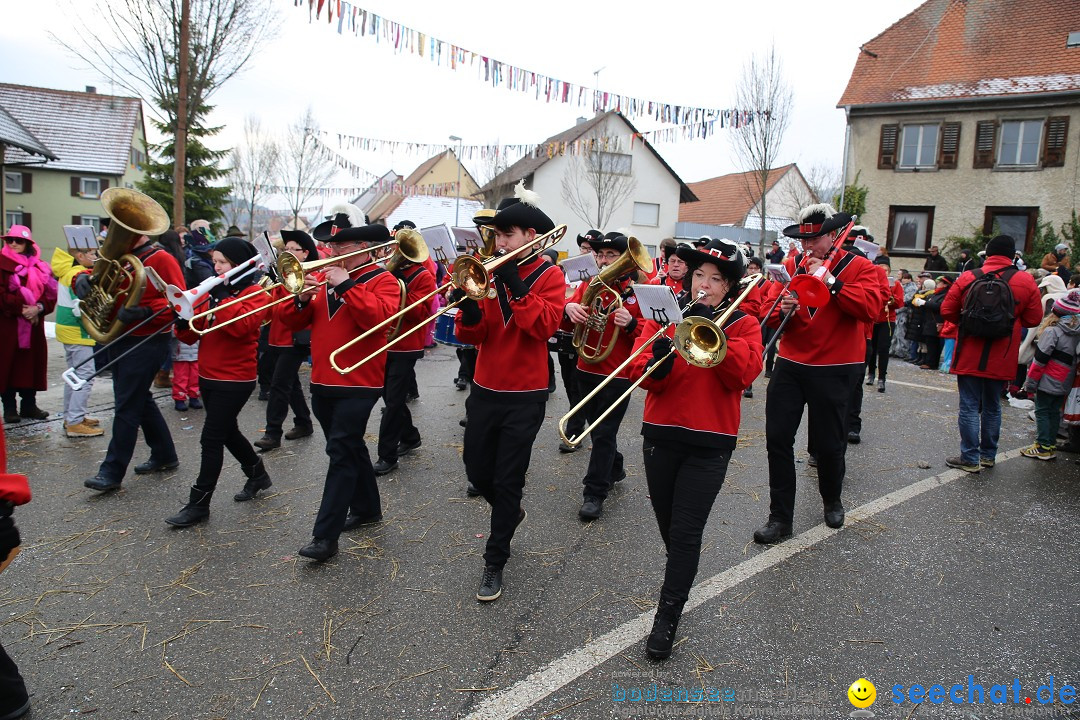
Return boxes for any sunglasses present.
[4,238,26,244]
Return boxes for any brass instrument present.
[573,237,653,364]
[473,208,497,259]
[558,274,762,448]
[80,188,171,343]
[186,237,401,334]
[383,229,430,342]
[330,224,568,375]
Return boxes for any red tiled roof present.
[678,165,795,225]
[838,0,1080,107]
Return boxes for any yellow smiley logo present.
[848,678,876,709]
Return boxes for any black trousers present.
[577,372,628,498]
[0,389,38,413]
[558,351,587,439]
[256,325,273,392]
[923,334,943,368]
[847,362,866,434]
[643,438,730,605]
[456,346,477,382]
[377,354,422,462]
[762,326,778,373]
[264,345,311,438]
[765,359,857,525]
[463,393,545,570]
[0,639,27,712]
[194,379,259,494]
[866,322,894,380]
[98,333,176,482]
[310,394,380,541]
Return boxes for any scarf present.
[3,242,51,348]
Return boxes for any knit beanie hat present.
[213,237,258,267]
[985,234,1015,258]
[1052,289,1080,316]
[922,279,936,291]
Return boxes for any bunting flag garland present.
[292,0,767,128]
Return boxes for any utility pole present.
[173,0,190,227]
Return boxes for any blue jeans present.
[956,375,1006,464]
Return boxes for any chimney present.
[85,86,97,94]
[575,116,588,125]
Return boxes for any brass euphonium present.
[80,188,171,343]
[383,228,430,342]
[573,237,653,364]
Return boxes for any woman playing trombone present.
[165,238,272,527]
[628,239,763,660]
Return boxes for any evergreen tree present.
[138,101,231,230]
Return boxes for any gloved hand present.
[1023,380,1037,395]
[912,297,926,307]
[459,296,482,326]
[647,336,675,380]
[0,502,20,566]
[117,305,152,325]
[493,259,528,299]
[208,283,231,302]
[174,317,190,333]
[448,288,467,305]
[73,273,93,300]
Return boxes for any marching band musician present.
[866,253,904,394]
[657,240,688,296]
[166,239,272,527]
[628,239,762,660]
[253,231,318,452]
[278,224,401,562]
[453,184,564,602]
[80,232,185,494]
[563,233,644,520]
[373,230,437,476]
[753,205,885,545]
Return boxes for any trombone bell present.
[673,316,727,368]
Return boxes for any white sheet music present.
[421,224,458,265]
[63,225,99,251]
[632,284,684,326]
[853,238,880,261]
[765,263,791,283]
[559,253,600,283]
[451,226,483,255]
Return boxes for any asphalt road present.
[2,341,1077,720]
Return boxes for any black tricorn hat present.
[392,219,416,232]
[327,224,391,245]
[849,225,874,244]
[492,181,555,235]
[783,204,854,240]
[589,232,628,253]
[676,238,747,281]
[692,235,710,248]
[280,230,319,262]
[576,228,603,247]
[312,212,355,242]
[473,209,496,226]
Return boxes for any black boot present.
[165,486,213,527]
[646,597,684,660]
[234,459,272,501]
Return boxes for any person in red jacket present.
[753,205,885,544]
[628,238,762,659]
[166,238,270,526]
[254,231,317,451]
[563,234,645,520]
[81,231,185,493]
[278,224,401,561]
[940,234,1042,473]
[0,422,31,719]
[373,233,437,475]
[865,254,904,392]
[453,184,564,602]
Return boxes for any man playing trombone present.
[277,224,401,562]
[454,184,565,602]
[753,205,885,544]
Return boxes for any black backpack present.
[959,267,1017,338]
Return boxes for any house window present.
[5,211,23,229]
[899,124,939,169]
[80,216,101,232]
[632,202,660,227]
[887,206,935,253]
[4,172,22,192]
[80,178,101,197]
[591,152,632,175]
[983,206,1039,253]
[998,120,1042,166]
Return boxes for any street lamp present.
[449,135,462,226]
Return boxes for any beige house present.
[481,112,696,257]
[1,83,148,256]
[838,0,1079,261]
[362,151,480,225]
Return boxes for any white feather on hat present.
[328,203,366,229]
[851,225,869,234]
[513,180,541,208]
[798,203,836,221]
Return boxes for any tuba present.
[573,237,653,364]
[383,228,430,342]
[80,188,171,343]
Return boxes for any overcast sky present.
[1,0,924,212]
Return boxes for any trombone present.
[330,224,568,374]
[185,235,406,335]
[558,274,762,448]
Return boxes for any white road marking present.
[884,378,954,393]
[463,447,1024,720]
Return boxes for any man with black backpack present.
[940,235,1042,473]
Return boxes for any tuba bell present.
[383,228,430,342]
[80,188,171,344]
[573,237,653,364]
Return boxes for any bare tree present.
[57,0,279,225]
[731,44,793,257]
[775,162,841,219]
[280,108,338,228]
[228,116,280,240]
[560,130,637,229]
